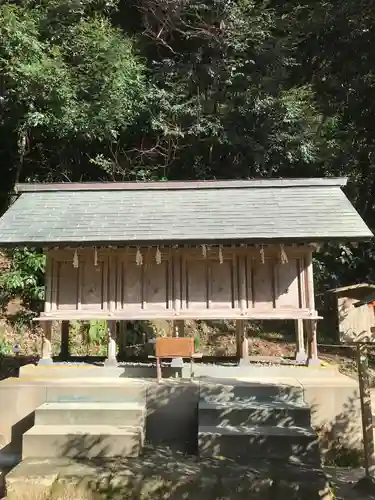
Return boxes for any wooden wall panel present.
[44,245,315,319]
[252,260,275,310]
[209,260,234,309]
[337,293,375,342]
[81,260,104,310]
[275,259,300,309]
[145,261,169,310]
[56,261,78,310]
[186,259,207,309]
[122,261,143,308]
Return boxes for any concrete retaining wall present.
[0,372,362,462]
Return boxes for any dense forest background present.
[0,0,375,316]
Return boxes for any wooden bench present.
[152,337,202,382]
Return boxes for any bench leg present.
[156,357,162,382]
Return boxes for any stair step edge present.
[198,425,316,437]
[198,401,309,410]
[37,402,145,411]
[24,425,143,436]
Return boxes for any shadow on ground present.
[3,375,373,500]
[5,378,333,500]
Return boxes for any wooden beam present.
[35,309,323,322]
[305,251,315,310]
[44,254,53,313]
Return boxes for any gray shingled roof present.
[0,178,371,246]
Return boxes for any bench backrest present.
[155,337,194,358]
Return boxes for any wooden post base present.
[59,320,70,360]
[306,319,320,366]
[295,319,307,363]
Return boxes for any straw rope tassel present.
[280,244,288,264]
[219,245,223,264]
[136,247,143,266]
[94,247,98,267]
[201,244,207,258]
[73,249,79,268]
[156,246,162,265]
[260,245,265,264]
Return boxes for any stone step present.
[45,381,146,403]
[5,456,331,500]
[198,425,320,465]
[35,402,145,427]
[199,382,305,405]
[22,425,143,459]
[198,401,311,428]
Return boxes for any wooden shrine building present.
[0,178,371,366]
[329,284,375,343]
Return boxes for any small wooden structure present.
[154,337,199,381]
[329,284,375,343]
[0,178,371,366]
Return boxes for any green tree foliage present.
[106,0,324,180]
[0,0,146,184]
[0,248,45,311]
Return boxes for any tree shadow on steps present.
[47,378,332,500]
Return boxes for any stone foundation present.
[0,364,363,465]
[5,450,332,500]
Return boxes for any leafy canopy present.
[0,1,145,140]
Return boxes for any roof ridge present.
[15,178,347,193]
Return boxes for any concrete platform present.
[0,364,363,467]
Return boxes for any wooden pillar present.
[118,321,127,360]
[236,319,243,359]
[171,320,185,374]
[306,319,320,366]
[295,319,307,362]
[237,320,249,366]
[38,321,53,365]
[104,320,118,367]
[356,345,375,479]
[60,320,70,360]
[305,250,320,366]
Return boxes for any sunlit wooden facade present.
[0,178,371,367]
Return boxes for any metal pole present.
[356,344,374,477]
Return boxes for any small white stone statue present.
[108,330,116,359]
[42,336,52,359]
[105,327,118,367]
[38,332,53,365]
